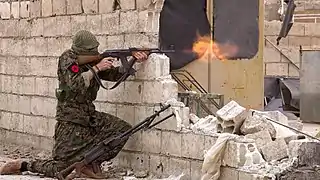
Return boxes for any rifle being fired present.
[86,47,175,90]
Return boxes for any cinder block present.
[1,75,12,93]
[288,36,311,47]
[96,35,107,52]
[35,77,49,96]
[289,23,305,36]
[181,132,205,160]
[204,134,219,150]
[219,167,239,180]
[7,94,19,113]
[190,161,203,180]
[34,37,48,56]
[153,105,184,131]
[245,130,273,152]
[240,110,277,138]
[161,131,182,157]
[48,78,58,98]
[119,11,139,33]
[305,23,320,36]
[3,20,19,37]
[11,2,20,19]
[44,17,57,37]
[82,0,98,14]
[23,115,49,136]
[56,16,72,36]
[52,0,66,15]
[47,118,57,137]
[66,0,82,14]
[223,139,265,168]
[18,77,35,95]
[288,64,299,77]
[30,18,44,36]
[47,37,72,56]
[86,15,102,35]
[129,153,150,172]
[70,15,87,35]
[31,97,57,117]
[136,0,153,10]
[101,12,120,35]
[42,0,53,17]
[288,140,320,167]
[103,82,125,102]
[18,96,31,114]
[30,0,41,17]
[134,105,155,123]
[0,93,8,110]
[149,155,163,177]
[135,53,170,80]
[141,129,161,153]
[124,131,143,151]
[0,112,12,130]
[117,104,135,125]
[0,2,10,19]
[264,47,281,63]
[216,100,248,134]
[98,0,114,14]
[106,35,125,48]
[261,138,288,162]
[18,19,32,37]
[142,79,178,104]
[160,157,191,179]
[265,62,289,76]
[40,137,54,150]
[264,21,281,36]
[124,33,153,48]
[122,80,143,103]
[119,0,135,10]
[137,10,160,33]
[20,1,30,18]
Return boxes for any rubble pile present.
[185,100,320,180]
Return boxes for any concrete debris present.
[288,139,320,167]
[261,138,289,162]
[288,120,303,131]
[190,115,217,135]
[240,110,277,138]
[244,130,273,152]
[216,100,248,134]
[134,170,149,178]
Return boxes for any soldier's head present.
[71,30,100,55]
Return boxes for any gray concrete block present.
[141,129,161,153]
[245,130,273,152]
[44,17,57,36]
[190,161,203,180]
[240,110,277,138]
[98,0,114,14]
[66,0,82,14]
[18,96,31,114]
[217,100,248,134]
[124,131,143,151]
[119,11,139,33]
[20,1,30,18]
[149,155,163,178]
[161,131,182,157]
[34,37,48,56]
[87,15,102,35]
[30,0,41,17]
[117,104,135,125]
[106,34,125,48]
[82,0,98,14]
[7,94,19,112]
[52,0,66,15]
[56,16,72,36]
[71,15,87,35]
[119,0,135,10]
[124,33,153,48]
[30,18,44,36]
[181,132,205,160]
[219,167,239,180]
[101,12,120,35]
[204,134,219,150]
[42,0,53,17]
[160,156,191,179]
[129,153,150,172]
[11,1,20,18]
[288,140,320,167]
[142,79,178,104]
[30,97,57,117]
[35,77,49,96]
[0,111,12,130]
[18,19,32,37]
[0,2,10,19]
[261,138,288,162]
[136,0,153,10]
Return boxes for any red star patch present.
[68,63,80,73]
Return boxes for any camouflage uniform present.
[25,30,132,177]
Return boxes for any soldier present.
[0,30,149,179]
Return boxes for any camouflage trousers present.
[26,111,132,177]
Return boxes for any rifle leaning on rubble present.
[84,47,175,90]
[56,104,175,180]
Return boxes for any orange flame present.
[192,34,238,61]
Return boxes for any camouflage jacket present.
[55,49,124,126]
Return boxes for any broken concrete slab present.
[240,111,277,138]
[288,140,320,167]
[216,100,248,134]
[261,138,288,162]
[244,130,273,152]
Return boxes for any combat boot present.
[0,159,25,175]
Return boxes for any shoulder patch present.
[68,62,80,73]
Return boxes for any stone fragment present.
[223,138,265,168]
[240,110,277,138]
[216,100,248,134]
[261,138,288,162]
[288,140,320,167]
[245,130,272,152]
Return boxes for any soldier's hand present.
[96,58,114,71]
[132,51,148,62]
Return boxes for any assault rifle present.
[86,47,175,90]
[56,104,175,180]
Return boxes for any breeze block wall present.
[0,0,164,148]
